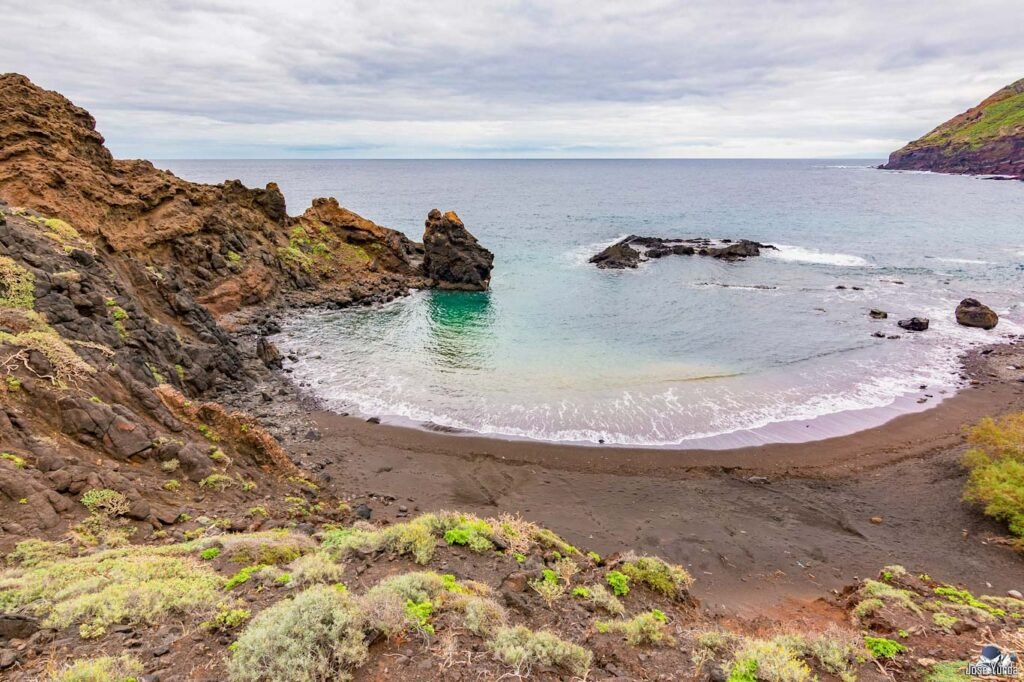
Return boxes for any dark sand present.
[287,343,1024,615]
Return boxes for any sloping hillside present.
[883,78,1024,177]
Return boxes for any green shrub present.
[1,452,26,468]
[606,570,630,596]
[50,654,143,681]
[404,598,434,634]
[619,554,693,599]
[162,479,180,492]
[285,552,344,587]
[200,474,234,491]
[80,489,129,517]
[0,255,35,309]
[572,586,591,598]
[0,548,222,638]
[933,585,1006,617]
[228,585,366,681]
[200,547,221,561]
[597,609,674,646]
[489,625,592,677]
[864,635,905,659]
[5,539,71,568]
[962,413,1024,537]
[204,606,251,630]
[462,596,506,637]
[225,565,266,590]
[729,637,811,682]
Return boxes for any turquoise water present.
[160,160,1024,446]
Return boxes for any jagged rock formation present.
[0,74,495,551]
[956,298,999,329]
[421,209,494,290]
[589,236,775,269]
[883,78,1024,177]
[0,73,493,318]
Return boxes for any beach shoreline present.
[264,340,1024,610]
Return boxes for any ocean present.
[158,159,1024,448]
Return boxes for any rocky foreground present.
[0,74,1022,681]
[883,77,1024,177]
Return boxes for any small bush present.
[962,413,1024,538]
[161,458,180,472]
[204,606,251,630]
[228,584,366,681]
[0,549,222,638]
[162,479,180,492]
[489,625,593,677]
[80,489,129,517]
[200,474,235,491]
[285,552,344,587]
[462,596,506,636]
[730,637,812,682]
[200,547,221,561]
[225,565,265,590]
[50,654,143,682]
[1,452,26,468]
[864,635,905,659]
[606,570,630,596]
[620,554,693,599]
[5,539,70,568]
[530,568,565,605]
[597,609,674,646]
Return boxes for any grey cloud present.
[0,0,1020,157]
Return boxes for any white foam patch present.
[765,245,871,267]
[931,257,991,265]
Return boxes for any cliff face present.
[883,78,1024,177]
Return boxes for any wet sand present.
[285,342,1024,613]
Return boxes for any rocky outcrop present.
[956,298,999,329]
[421,209,494,290]
[0,73,464,318]
[589,236,775,269]
[883,78,1024,177]
[898,317,930,332]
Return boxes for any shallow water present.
[159,159,1024,446]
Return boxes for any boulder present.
[955,298,998,330]
[421,209,494,290]
[898,317,929,332]
[869,309,888,319]
[256,337,283,369]
[589,240,642,269]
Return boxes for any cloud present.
[0,0,1021,157]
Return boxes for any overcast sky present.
[2,0,1021,159]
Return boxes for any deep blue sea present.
[158,160,1024,447]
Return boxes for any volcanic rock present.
[955,298,999,330]
[898,317,930,332]
[421,209,494,290]
[590,235,775,269]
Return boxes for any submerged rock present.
[956,298,999,330]
[898,317,930,332]
[589,235,775,269]
[421,209,494,290]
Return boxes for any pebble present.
[870,516,883,524]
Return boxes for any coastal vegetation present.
[962,412,1024,542]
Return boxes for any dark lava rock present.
[0,614,39,642]
[955,298,999,330]
[869,309,888,319]
[421,209,494,290]
[355,503,372,520]
[589,241,642,269]
[590,235,775,269]
[898,317,930,332]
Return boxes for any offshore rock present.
[955,298,999,330]
[898,317,930,332]
[421,209,494,290]
[590,235,775,269]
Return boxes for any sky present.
[1,0,1021,159]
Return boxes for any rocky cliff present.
[883,78,1024,177]
[0,73,496,552]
